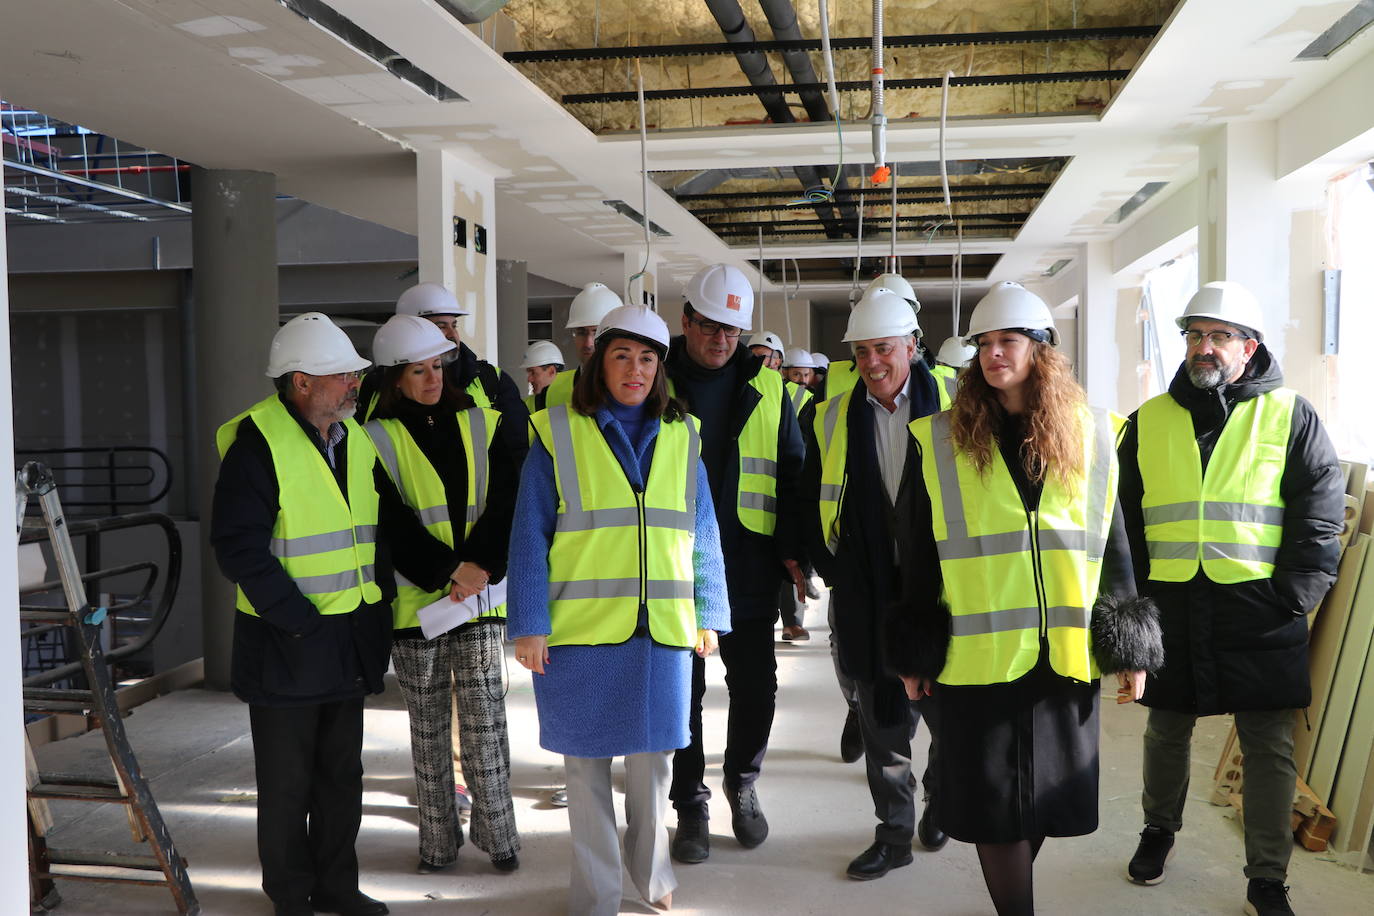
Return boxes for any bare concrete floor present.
[32,597,1374,915]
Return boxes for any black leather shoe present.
[840,708,864,763]
[310,892,389,916]
[846,841,914,880]
[671,815,710,863]
[916,805,948,851]
[727,784,769,848]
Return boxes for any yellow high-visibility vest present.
[216,396,382,616]
[362,362,500,421]
[785,380,815,416]
[824,359,859,401]
[542,368,577,408]
[908,407,1122,685]
[814,372,953,555]
[366,408,503,629]
[529,405,701,648]
[1137,388,1294,583]
[931,364,959,402]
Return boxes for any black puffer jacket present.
[1118,346,1345,715]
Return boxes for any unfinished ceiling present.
[502,0,1180,132]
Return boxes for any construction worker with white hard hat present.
[887,279,1161,915]
[664,263,808,864]
[508,303,729,916]
[519,340,566,412]
[780,346,817,417]
[800,284,951,881]
[212,312,447,916]
[824,275,922,401]
[364,314,523,876]
[1116,280,1343,915]
[358,281,529,465]
[810,352,830,395]
[748,330,785,371]
[929,335,973,402]
[539,281,625,410]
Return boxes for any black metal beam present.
[674,181,1054,203]
[565,69,1131,105]
[687,192,1044,217]
[506,26,1161,64]
[708,212,1027,232]
[717,222,1022,237]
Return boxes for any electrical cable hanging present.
[849,182,866,304]
[756,226,766,330]
[952,221,965,337]
[781,256,793,344]
[627,59,653,309]
[889,162,899,271]
[790,0,845,207]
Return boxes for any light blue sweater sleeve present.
[506,437,556,639]
[692,460,732,635]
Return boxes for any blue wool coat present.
[507,403,731,758]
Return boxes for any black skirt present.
[932,656,1100,843]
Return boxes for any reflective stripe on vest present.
[1137,387,1293,583]
[366,408,502,628]
[814,370,954,555]
[216,396,381,616]
[786,380,814,416]
[932,364,958,402]
[530,405,700,648]
[735,370,785,535]
[543,368,577,408]
[909,407,1121,685]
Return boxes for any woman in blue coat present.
[508,305,730,916]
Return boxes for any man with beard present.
[1116,282,1344,916]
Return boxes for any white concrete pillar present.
[1077,241,1119,408]
[191,168,279,691]
[0,88,28,910]
[416,149,497,360]
[1197,121,1290,356]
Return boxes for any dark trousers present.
[829,602,935,845]
[671,615,778,818]
[250,698,365,906]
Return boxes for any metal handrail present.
[19,511,182,687]
[16,446,173,511]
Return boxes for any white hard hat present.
[397,281,470,318]
[843,287,921,343]
[567,282,624,329]
[1175,281,1265,342]
[684,264,754,331]
[520,339,566,369]
[372,314,456,367]
[782,346,817,369]
[812,352,830,369]
[750,331,785,354]
[866,273,920,311]
[963,282,1058,347]
[936,336,976,367]
[596,305,671,351]
[266,312,371,378]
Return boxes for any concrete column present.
[416,149,497,360]
[1077,241,1119,408]
[191,168,279,691]
[0,95,29,909]
[1197,121,1290,356]
[495,259,528,378]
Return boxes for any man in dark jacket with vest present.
[801,287,948,880]
[1117,282,1344,916]
[213,314,455,916]
[664,264,806,864]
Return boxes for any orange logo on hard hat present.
[727,294,742,311]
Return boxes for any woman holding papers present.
[508,305,730,915]
[365,315,521,874]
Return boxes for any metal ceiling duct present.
[433,0,512,24]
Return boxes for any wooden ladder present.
[19,462,199,914]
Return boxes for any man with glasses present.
[213,314,456,916]
[1116,282,1344,916]
[664,263,807,864]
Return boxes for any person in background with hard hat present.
[520,340,565,412]
[801,286,952,881]
[748,330,785,372]
[507,305,729,916]
[364,315,522,877]
[810,352,830,396]
[884,281,1161,915]
[665,263,806,865]
[781,347,817,416]
[212,313,452,916]
[540,281,625,409]
[777,346,820,641]
[1116,281,1342,916]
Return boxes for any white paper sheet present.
[417,579,508,640]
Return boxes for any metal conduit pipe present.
[704,0,847,238]
[871,0,887,177]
